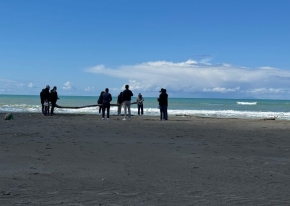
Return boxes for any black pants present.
[102,102,110,118]
[138,104,143,115]
[41,101,44,114]
[51,102,56,115]
[159,105,168,120]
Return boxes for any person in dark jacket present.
[40,88,45,114]
[50,86,59,115]
[40,85,50,115]
[122,84,133,120]
[117,91,123,115]
[163,89,168,120]
[158,88,168,120]
[102,88,112,120]
[98,91,105,114]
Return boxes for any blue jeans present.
[164,106,168,120]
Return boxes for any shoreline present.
[1,112,290,205]
[1,111,285,121]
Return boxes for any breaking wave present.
[237,101,257,105]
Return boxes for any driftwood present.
[56,102,136,109]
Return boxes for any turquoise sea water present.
[1,94,290,120]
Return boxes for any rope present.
[55,102,136,109]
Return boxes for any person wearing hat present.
[50,86,59,116]
[157,88,168,120]
[101,88,112,120]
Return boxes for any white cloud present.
[84,86,95,92]
[0,79,25,91]
[203,87,240,93]
[247,88,284,94]
[62,81,73,90]
[0,79,40,95]
[86,59,290,98]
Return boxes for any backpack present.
[4,113,14,120]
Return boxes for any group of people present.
[40,85,59,116]
[98,84,136,120]
[97,84,168,121]
[39,84,168,120]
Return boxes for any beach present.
[1,113,290,205]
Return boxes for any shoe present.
[102,118,105,120]
[122,118,126,121]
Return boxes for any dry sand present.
[1,113,290,205]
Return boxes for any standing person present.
[117,91,123,116]
[50,86,59,116]
[40,88,45,114]
[42,85,50,116]
[136,93,144,115]
[122,84,133,120]
[98,91,105,114]
[157,88,168,121]
[101,88,112,120]
[163,89,168,120]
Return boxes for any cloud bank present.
[1,60,290,99]
[86,59,290,98]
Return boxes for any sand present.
[1,113,290,205]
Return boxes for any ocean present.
[1,94,290,120]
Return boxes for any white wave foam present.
[1,105,290,120]
[237,101,257,105]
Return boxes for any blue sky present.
[1,0,290,99]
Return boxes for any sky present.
[1,0,290,99]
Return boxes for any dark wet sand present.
[1,113,290,205]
